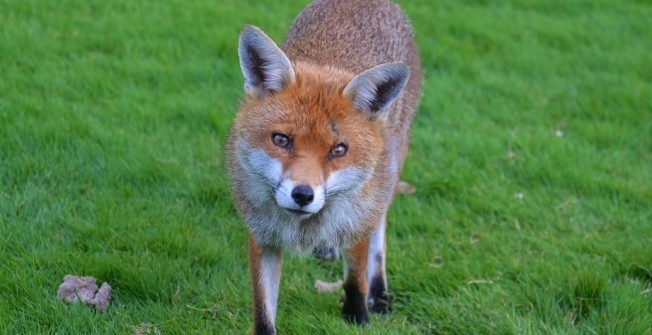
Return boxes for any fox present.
[226,0,421,333]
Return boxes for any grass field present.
[1,0,651,334]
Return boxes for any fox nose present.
[291,185,314,207]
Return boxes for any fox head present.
[232,25,409,219]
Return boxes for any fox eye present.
[272,133,291,148]
[329,143,348,158]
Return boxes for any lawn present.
[1,0,650,334]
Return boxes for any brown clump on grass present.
[57,275,111,312]
[396,181,416,194]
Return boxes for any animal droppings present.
[314,279,343,293]
[57,275,111,312]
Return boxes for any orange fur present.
[233,62,384,187]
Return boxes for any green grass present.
[1,0,651,334]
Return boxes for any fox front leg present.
[248,235,283,335]
[342,238,370,324]
[367,217,390,314]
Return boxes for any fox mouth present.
[285,208,312,216]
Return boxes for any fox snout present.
[275,179,326,215]
[291,185,314,206]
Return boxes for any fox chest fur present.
[227,0,420,253]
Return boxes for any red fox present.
[227,0,421,333]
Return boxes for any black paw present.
[368,294,391,315]
[253,323,276,335]
[368,275,391,314]
[342,304,369,325]
[342,288,369,325]
[312,246,339,262]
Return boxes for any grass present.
[1,0,651,334]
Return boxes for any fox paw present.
[342,306,369,325]
[312,246,339,261]
[368,294,391,315]
[342,289,369,325]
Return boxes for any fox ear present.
[343,63,409,120]
[238,25,295,96]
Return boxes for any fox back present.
[283,0,422,167]
[226,0,421,333]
